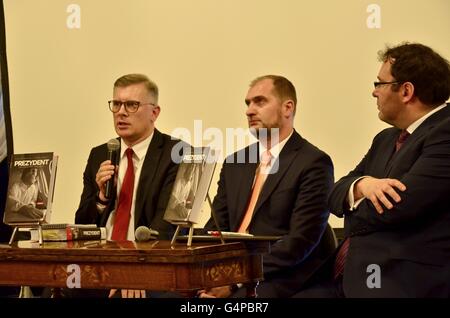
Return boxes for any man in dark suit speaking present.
[200,75,334,298]
[294,43,450,298]
[75,74,182,298]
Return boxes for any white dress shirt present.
[258,129,294,176]
[105,133,154,240]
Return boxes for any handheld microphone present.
[135,226,159,241]
[105,139,120,199]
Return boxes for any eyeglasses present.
[108,100,155,113]
[373,81,400,88]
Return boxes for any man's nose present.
[117,104,128,115]
[246,103,256,116]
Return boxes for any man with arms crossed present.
[294,43,450,298]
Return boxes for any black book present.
[163,147,218,225]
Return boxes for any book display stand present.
[170,194,224,247]
[9,222,43,245]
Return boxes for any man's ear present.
[152,105,161,121]
[401,82,415,103]
[283,100,295,117]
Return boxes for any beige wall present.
[4,0,450,227]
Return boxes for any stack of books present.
[30,223,106,242]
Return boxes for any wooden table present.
[0,240,268,297]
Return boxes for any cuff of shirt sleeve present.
[96,192,110,205]
[348,176,369,211]
[96,193,109,212]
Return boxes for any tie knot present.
[395,129,410,152]
[261,150,272,166]
[398,130,410,143]
[125,148,134,159]
[395,130,410,152]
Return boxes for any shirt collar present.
[406,103,447,134]
[120,132,154,161]
[258,129,294,161]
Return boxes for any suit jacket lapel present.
[252,131,303,217]
[386,106,450,175]
[134,129,164,227]
[375,130,398,176]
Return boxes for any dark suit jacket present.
[75,129,183,240]
[329,106,450,297]
[206,130,334,297]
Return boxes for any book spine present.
[72,227,104,240]
[41,227,105,241]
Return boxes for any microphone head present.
[135,226,159,241]
[107,139,120,151]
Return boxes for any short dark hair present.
[114,73,159,104]
[250,75,297,114]
[378,43,450,106]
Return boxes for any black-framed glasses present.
[108,100,155,113]
[373,81,400,88]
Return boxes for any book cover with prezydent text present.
[164,147,218,225]
[3,152,58,225]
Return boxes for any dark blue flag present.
[0,0,14,243]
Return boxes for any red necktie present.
[237,150,272,233]
[333,237,350,280]
[111,148,135,241]
[395,130,410,152]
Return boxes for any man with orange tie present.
[75,74,183,298]
[200,75,334,298]
[294,43,450,298]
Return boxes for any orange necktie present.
[111,148,134,241]
[237,150,272,233]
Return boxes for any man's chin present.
[377,113,393,125]
[115,127,131,136]
[116,131,133,143]
[248,126,260,138]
